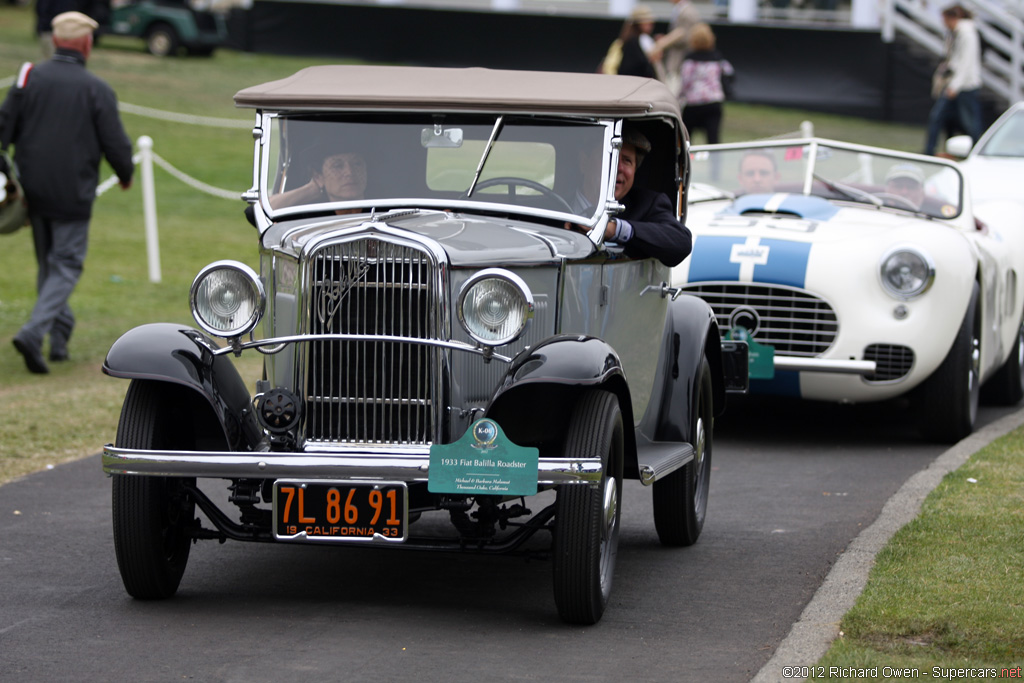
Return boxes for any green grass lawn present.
[812,426,1024,680]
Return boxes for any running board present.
[637,442,694,486]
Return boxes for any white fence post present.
[137,135,161,284]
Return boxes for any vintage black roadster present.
[102,65,746,624]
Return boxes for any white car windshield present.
[261,114,609,221]
[977,108,1024,158]
[689,140,964,220]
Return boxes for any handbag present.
[932,61,953,99]
[0,149,28,235]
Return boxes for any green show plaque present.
[428,419,539,496]
[727,326,775,380]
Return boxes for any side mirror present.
[945,135,973,158]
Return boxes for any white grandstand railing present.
[882,0,1024,105]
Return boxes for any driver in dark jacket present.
[571,126,691,268]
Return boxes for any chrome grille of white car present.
[680,283,838,356]
[303,238,440,446]
[863,344,914,382]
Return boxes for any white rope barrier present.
[95,135,245,283]
[760,120,816,140]
[149,152,242,200]
[117,101,251,129]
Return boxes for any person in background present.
[736,150,780,195]
[651,0,700,94]
[677,23,734,145]
[0,11,134,374]
[924,4,983,155]
[34,0,88,58]
[607,5,660,79]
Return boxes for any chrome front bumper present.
[102,445,603,485]
[774,356,876,375]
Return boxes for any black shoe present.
[49,348,69,362]
[13,337,50,374]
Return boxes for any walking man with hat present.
[0,10,135,374]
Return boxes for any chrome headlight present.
[879,247,934,300]
[458,269,534,346]
[190,261,265,337]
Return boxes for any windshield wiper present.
[813,173,882,206]
[465,115,504,198]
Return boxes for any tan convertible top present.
[234,65,681,122]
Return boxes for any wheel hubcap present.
[603,476,618,532]
[151,34,170,54]
[599,475,619,591]
[693,416,707,511]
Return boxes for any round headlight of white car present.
[190,261,265,338]
[879,248,934,300]
[458,269,534,346]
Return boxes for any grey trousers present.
[18,213,89,352]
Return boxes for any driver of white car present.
[884,162,926,210]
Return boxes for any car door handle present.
[640,282,682,300]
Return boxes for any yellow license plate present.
[272,480,407,543]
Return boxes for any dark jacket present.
[0,49,134,220]
[617,36,657,79]
[618,186,692,267]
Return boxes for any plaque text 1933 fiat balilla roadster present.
[101,65,747,624]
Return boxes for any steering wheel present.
[874,192,921,211]
[465,176,574,214]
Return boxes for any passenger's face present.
[615,143,639,201]
[316,152,367,201]
[738,155,778,194]
[886,178,925,208]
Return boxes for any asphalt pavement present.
[2,400,1022,682]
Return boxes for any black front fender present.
[102,323,262,451]
[485,335,635,461]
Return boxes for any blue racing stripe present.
[687,235,745,282]
[753,239,811,288]
[687,235,811,288]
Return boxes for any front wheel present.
[917,282,981,442]
[552,390,624,625]
[652,355,713,546]
[111,380,196,599]
[981,320,1024,406]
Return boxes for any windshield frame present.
[687,137,966,221]
[255,111,619,230]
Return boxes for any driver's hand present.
[563,219,617,238]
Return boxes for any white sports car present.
[674,138,1024,442]
[947,101,1024,207]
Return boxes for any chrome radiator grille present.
[303,239,440,446]
[681,283,838,356]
